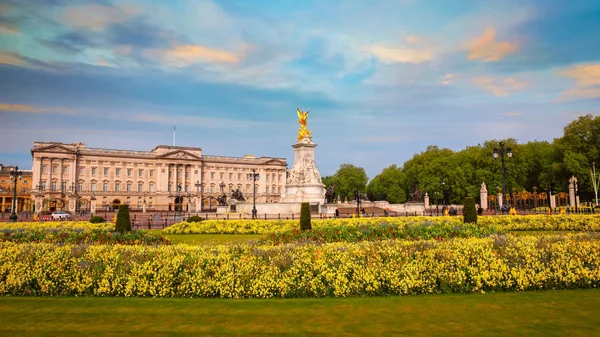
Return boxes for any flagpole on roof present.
[173,121,176,146]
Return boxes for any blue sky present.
[1,0,599,178]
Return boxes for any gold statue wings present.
[297,108,312,141]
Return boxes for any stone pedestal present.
[216,205,228,214]
[68,195,76,214]
[498,191,503,209]
[480,182,488,210]
[569,176,577,207]
[280,137,325,204]
[320,203,338,217]
[550,193,556,208]
[424,193,429,208]
[90,196,97,216]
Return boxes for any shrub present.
[115,205,132,233]
[89,216,106,223]
[300,202,312,231]
[463,197,477,224]
[187,215,203,223]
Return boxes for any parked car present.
[51,211,71,220]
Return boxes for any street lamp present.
[493,141,512,213]
[248,169,259,219]
[354,189,366,216]
[9,166,23,222]
[441,179,446,207]
[70,182,79,215]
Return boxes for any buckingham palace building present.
[30,142,288,214]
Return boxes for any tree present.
[463,197,477,224]
[330,164,368,202]
[366,165,406,203]
[115,204,132,233]
[300,202,311,231]
[321,175,335,188]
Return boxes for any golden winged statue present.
[297,108,312,141]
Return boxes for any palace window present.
[77,183,83,192]
[104,168,109,176]
[61,182,67,191]
[210,185,214,193]
[40,181,46,190]
[266,174,269,182]
[149,183,154,192]
[138,183,143,192]
[115,183,120,192]
[103,183,109,192]
[229,173,233,180]
[52,166,58,174]
[272,173,276,182]
[238,173,241,180]
[91,167,97,176]
[278,187,281,193]
[210,172,215,180]
[185,171,189,178]
[63,166,68,174]
[278,174,281,182]
[79,167,84,175]
[126,183,132,192]
[220,172,224,180]
[266,186,269,194]
[246,186,250,194]
[41,165,47,174]
[51,181,57,190]
[185,185,189,192]
[137,200,142,208]
[127,169,132,177]
[138,169,143,177]
[91,183,97,191]
[116,168,121,176]
[149,170,154,178]
[168,184,172,192]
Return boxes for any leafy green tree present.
[321,175,335,188]
[115,205,131,233]
[556,114,600,192]
[330,164,368,202]
[366,165,407,203]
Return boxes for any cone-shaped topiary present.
[463,197,477,224]
[115,204,132,233]
[300,202,312,231]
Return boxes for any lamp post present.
[493,142,512,214]
[441,179,446,207]
[70,182,79,215]
[195,180,202,212]
[354,189,366,216]
[9,166,23,222]
[248,169,259,219]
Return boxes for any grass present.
[163,233,263,245]
[1,289,599,336]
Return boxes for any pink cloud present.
[0,22,19,35]
[558,63,600,101]
[472,76,526,96]
[61,4,140,31]
[0,51,28,67]
[467,28,517,62]
[145,44,243,67]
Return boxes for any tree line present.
[322,114,600,205]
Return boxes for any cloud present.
[0,52,28,67]
[441,73,455,85]
[505,111,523,117]
[0,103,78,115]
[366,45,434,64]
[558,63,600,101]
[145,44,243,67]
[0,3,10,15]
[472,76,526,96]
[467,27,517,62]
[405,36,421,43]
[0,21,19,35]
[61,4,140,31]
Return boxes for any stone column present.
[1,196,5,212]
[59,158,64,192]
[47,158,52,189]
[569,176,577,207]
[480,182,488,210]
[424,192,429,208]
[68,195,76,213]
[498,190,503,209]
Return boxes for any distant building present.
[30,142,287,213]
[0,164,33,213]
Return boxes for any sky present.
[1,0,599,178]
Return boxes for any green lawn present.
[1,289,599,336]
[163,233,263,245]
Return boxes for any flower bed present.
[260,222,501,245]
[2,234,600,298]
[164,215,600,235]
[1,228,169,245]
[0,221,112,231]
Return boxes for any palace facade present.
[0,164,33,213]
[30,142,288,213]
